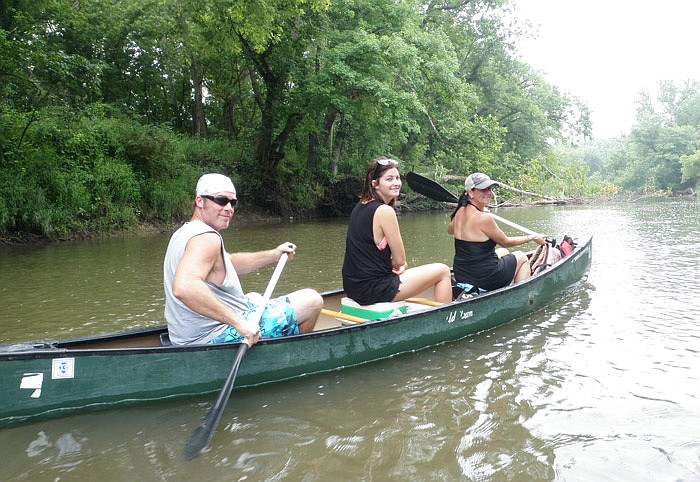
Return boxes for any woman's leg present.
[394,263,452,304]
[512,251,531,283]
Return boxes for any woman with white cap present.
[447,172,545,291]
[163,173,322,346]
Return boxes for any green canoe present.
[0,236,592,428]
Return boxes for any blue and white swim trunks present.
[209,296,298,344]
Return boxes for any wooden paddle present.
[406,172,538,236]
[183,252,289,460]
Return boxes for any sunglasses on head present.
[371,158,400,180]
[201,194,238,208]
[377,158,399,166]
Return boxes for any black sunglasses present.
[201,194,238,208]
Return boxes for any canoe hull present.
[0,236,592,427]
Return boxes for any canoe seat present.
[340,297,406,321]
[159,332,172,346]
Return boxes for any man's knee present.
[308,289,324,311]
[290,288,323,311]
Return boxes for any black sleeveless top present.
[342,201,400,305]
[453,238,516,290]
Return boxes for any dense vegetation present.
[563,80,700,197]
[1,0,697,241]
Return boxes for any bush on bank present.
[1,105,610,244]
[0,106,325,242]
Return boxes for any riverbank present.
[3,188,624,246]
[0,190,448,246]
[0,204,287,246]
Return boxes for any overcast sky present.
[511,0,699,139]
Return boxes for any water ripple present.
[672,441,700,477]
[2,201,700,481]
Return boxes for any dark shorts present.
[455,253,517,291]
[373,274,401,304]
[481,253,517,290]
[345,274,400,306]
[209,296,298,344]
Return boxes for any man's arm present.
[172,233,260,345]
[230,242,296,275]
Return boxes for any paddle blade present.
[406,172,460,204]
[183,343,248,460]
[183,423,214,460]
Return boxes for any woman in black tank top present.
[448,172,546,290]
[342,157,452,305]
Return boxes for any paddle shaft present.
[406,172,537,236]
[489,212,536,236]
[183,252,289,460]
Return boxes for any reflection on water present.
[1,200,700,481]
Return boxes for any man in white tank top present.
[163,173,322,345]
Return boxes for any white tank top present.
[163,220,248,344]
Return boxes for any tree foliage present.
[568,80,700,195]
[1,0,594,239]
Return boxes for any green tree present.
[2,0,620,240]
[303,0,500,174]
[620,81,700,192]
[680,150,700,186]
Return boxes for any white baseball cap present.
[464,172,498,191]
[195,173,236,197]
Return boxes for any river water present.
[1,200,699,481]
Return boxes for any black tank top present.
[342,201,400,304]
[453,238,515,290]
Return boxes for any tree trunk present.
[190,57,208,139]
[254,90,275,174]
[308,131,321,171]
[330,113,346,176]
